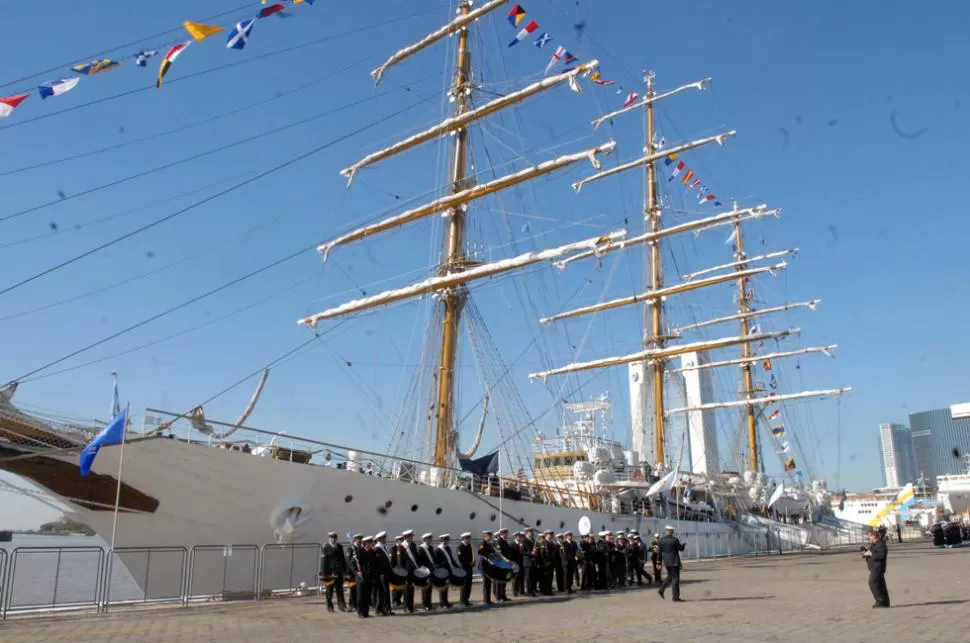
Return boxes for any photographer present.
[861,529,890,608]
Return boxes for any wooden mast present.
[732,205,759,473]
[644,72,666,465]
[433,0,472,470]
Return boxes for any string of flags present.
[663,152,723,208]
[0,1,314,120]
[751,321,799,475]
[505,4,629,98]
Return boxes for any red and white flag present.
[509,20,539,47]
[0,93,28,119]
[545,45,566,74]
[768,409,781,421]
[623,92,638,107]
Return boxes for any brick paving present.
[1,541,968,642]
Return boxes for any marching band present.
[321,526,669,618]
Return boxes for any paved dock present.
[1,541,968,642]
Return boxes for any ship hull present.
[937,475,970,518]
[19,437,813,597]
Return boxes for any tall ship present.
[1,0,855,594]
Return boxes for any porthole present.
[411,504,419,512]
[490,514,497,522]
[469,512,476,520]
[435,507,442,515]
[536,519,542,526]
[377,506,387,515]
[601,525,606,532]
[344,495,353,503]
[559,520,565,529]
[384,500,393,509]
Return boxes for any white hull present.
[938,475,970,517]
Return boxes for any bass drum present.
[410,566,431,588]
[449,567,467,588]
[480,554,518,583]
[389,566,409,591]
[431,567,450,588]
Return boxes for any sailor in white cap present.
[347,534,364,611]
[562,531,578,593]
[494,528,513,602]
[401,530,419,613]
[457,533,475,606]
[433,534,455,609]
[521,528,537,596]
[354,537,376,618]
[479,530,497,605]
[322,530,349,612]
[628,531,647,586]
[650,533,663,584]
[417,533,436,611]
[657,525,686,601]
[389,534,406,609]
[372,531,392,616]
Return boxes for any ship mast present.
[433,0,472,470]
[731,206,760,473]
[643,71,667,467]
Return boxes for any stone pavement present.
[2,541,968,642]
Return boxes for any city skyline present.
[878,423,917,489]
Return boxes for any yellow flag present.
[183,21,224,43]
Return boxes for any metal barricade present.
[257,543,322,599]
[103,546,188,609]
[185,544,259,605]
[1,546,105,617]
[0,548,7,619]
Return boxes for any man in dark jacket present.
[862,529,890,607]
[562,531,579,593]
[657,526,686,602]
[457,532,475,607]
[321,531,349,612]
[354,536,376,618]
[519,528,536,596]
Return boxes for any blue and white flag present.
[135,50,158,67]
[37,77,80,100]
[227,19,255,50]
[534,32,552,48]
[80,408,127,477]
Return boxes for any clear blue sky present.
[2,1,968,529]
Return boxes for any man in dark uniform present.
[417,533,437,611]
[862,529,890,607]
[389,534,405,607]
[594,531,609,590]
[433,533,455,609]
[553,533,566,593]
[478,530,497,605]
[354,536,376,618]
[650,533,663,584]
[520,528,536,596]
[562,531,579,593]
[457,532,475,607]
[401,529,419,613]
[511,532,524,596]
[580,534,596,592]
[321,531,349,612]
[613,532,627,588]
[372,531,392,615]
[629,533,648,585]
[495,528,514,601]
[657,525,686,602]
[537,530,556,595]
[347,533,363,611]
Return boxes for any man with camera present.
[861,529,890,608]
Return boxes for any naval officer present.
[657,525,686,602]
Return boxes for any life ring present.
[631,470,644,481]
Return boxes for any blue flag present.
[80,408,127,477]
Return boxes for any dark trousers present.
[652,560,663,583]
[566,563,577,590]
[348,579,357,609]
[461,567,473,605]
[496,581,508,600]
[404,583,415,612]
[421,584,433,609]
[372,577,389,614]
[325,578,346,610]
[519,563,532,595]
[555,563,565,592]
[482,576,493,603]
[438,587,451,607]
[356,579,372,617]
[868,569,890,606]
[582,562,595,590]
[391,588,403,606]
[539,566,553,595]
[661,565,681,599]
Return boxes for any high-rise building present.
[908,407,970,480]
[878,423,917,488]
[678,351,719,475]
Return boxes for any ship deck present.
[1,541,966,642]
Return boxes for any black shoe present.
[672,597,684,602]
[567,589,575,594]
[658,589,665,600]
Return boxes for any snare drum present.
[410,566,431,587]
[389,566,409,591]
[449,567,467,588]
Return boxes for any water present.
[1,534,144,612]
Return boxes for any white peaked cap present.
[460,532,472,539]
[422,532,433,539]
[664,525,674,530]
[402,529,414,537]
[598,531,609,537]
[375,531,387,540]
[439,534,450,540]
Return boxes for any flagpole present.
[103,401,129,612]
[498,451,503,532]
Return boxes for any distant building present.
[678,351,719,475]
[908,408,970,480]
[878,423,917,488]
